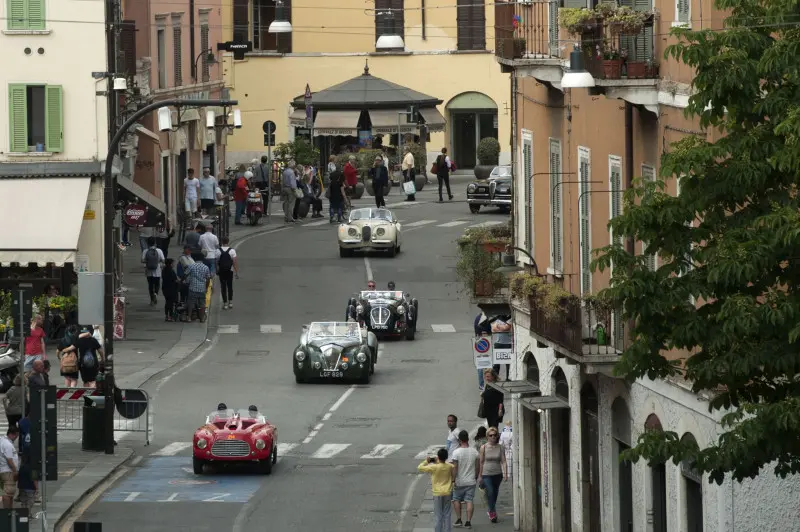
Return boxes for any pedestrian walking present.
[185,224,204,262]
[23,315,46,372]
[2,377,23,428]
[138,225,153,252]
[369,155,389,208]
[328,168,347,224]
[162,258,179,322]
[402,145,416,201]
[16,454,35,510]
[473,426,487,451]
[499,421,513,481]
[254,156,271,212]
[435,147,454,202]
[451,430,480,528]
[477,426,508,523]
[199,224,220,276]
[217,236,239,310]
[418,448,455,532]
[282,160,299,223]
[326,155,337,185]
[141,236,166,305]
[74,326,103,388]
[199,167,217,215]
[154,222,173,259]
[184,168,200,217]
[184,260,212,322]
[480,369,505,428]
[233,166,250,225]
[56,325,79,387]
[0,426,20,509]
[445,414,461,456]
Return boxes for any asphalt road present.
[72,191,510,531]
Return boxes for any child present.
[162,258,179,322]
[17,453,37,509]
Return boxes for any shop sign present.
[314,128,358,136]
[473,336,493,370]
[123,204,148,227]
[83,209,96,220]
[492,331,514,365]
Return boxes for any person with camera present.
[418,447,455,532]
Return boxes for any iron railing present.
[579,16,658,80]
[495,0,561,61]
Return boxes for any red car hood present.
[194,417,275,441]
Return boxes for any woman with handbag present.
[477,426,508,523]
[480,369,505,428]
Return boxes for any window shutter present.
[642,164,657,271]
[232,0,249,43]
[45,85,63,153]
[8,0,27,30]
[120,20,137,77]
[471,0,486,50]
[457,0,471,51]
[27,0,45,30]
[173,25,183,86]
[678,0,690,23]
[549,139,562,271]
[548,0,559,48]
[579,157,591,294]
[523,139,533,253]
[200,24,210,81]
[610,163,622,245]
[612,310,623,347]
[277,0,293,53]
[8,84,28,153]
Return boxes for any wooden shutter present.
[120,20,137,77]
[232,0,249,43]
[620,0,653,62]
[457,0,471,50]
[456,0,486,50]
[548,0,559,50]
[549,139,562,271]
[276,0,293,53]
[200,24,210,81]
[8,84,28,153]
[45,85,63,153]
[642,164,657,271]
[523,135,533,253]
[610,160,622,245]
[173,25,183,86]
[27,0,45,30]
[579,154,591,294]
[7,0,26,30]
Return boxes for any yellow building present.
[219,0,510,169]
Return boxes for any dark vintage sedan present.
[293,322,378,384]
[347,290,418,340]
[466,165,512,214]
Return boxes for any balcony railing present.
[578,15,658,80]
[495,0,561,61]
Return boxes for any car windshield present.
[307,322,361,339]
[349,208,394,223]
[236,409,265,422]
[205,409,236,423]
[360,291,402,301]
[490,166,511,178]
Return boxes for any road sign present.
[406,105,417,124]
[263,133,275,146]
[10,287,32,339]
[262,120,276,134]
[473,337,492,369]
[123,203,148,227]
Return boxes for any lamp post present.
[102,98,238,454]
[192,49,217,82]
[495,245,542,276]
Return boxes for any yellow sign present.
[83,209,96,220]
[227,434,237,440]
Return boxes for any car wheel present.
[405,326,415,341]
[339,247,349,258]
[387,245,396,258]
[272,442,278,464]
[259,457,273,475]
[295,374,304,384]
[469,204,481,214]
[193,457,205,475]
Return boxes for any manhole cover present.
[400,359,437,363]
[236,350,269,357]
[169,479,216,485]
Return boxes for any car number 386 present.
[321,370,344,378]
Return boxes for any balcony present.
[494,0,563,84]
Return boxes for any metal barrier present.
[55,387,150,445]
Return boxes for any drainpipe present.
[421,0,426,40]
[189,0,196,81]
[624,102,634,255]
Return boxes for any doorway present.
[453,113,476,169]
[176,150,188,210]
[551,368,571,532]
[203,144,216,176]
[446,92,499,169]
[581,384,601,532]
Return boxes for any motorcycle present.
[246,190,264,225]
[0,340,20,393]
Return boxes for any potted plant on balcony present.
[559,8,599,36]
[583,293,615,345]
[509,272,578,319]
[597,44,623,79]
[474,137,501,180]
[455,236,507,298]
[457,223,512,254]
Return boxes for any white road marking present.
[431,324,456,332]
[300,385,358,445]
[329,386,356,412]
[438,220,469,227]
[468,220,503,229]
[158,493,180,502]
[277,443,298,455]
[307,219,329,226]
[397,474,425,532]
[361,444,404,459]
[311,443,351,459]
[218,325,239,334]
[202,494,230,502]
[152,442,192,456]
[404,219,437,227]
[130,456,143,466]
[313,423,324,431]
[123,492,141,502]
[415,445,443,459]
[260,324,282,333]
[364,256,374,281]
[303,431,318,444]
[322,412,332,421]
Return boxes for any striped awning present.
[419,107,446,132]
[369,109,417,135]
[313,110,360,137]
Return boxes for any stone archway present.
[680,433,703,532]
[581,383,601,532]
[445,92,498,169]
[645,413,667,532]
[612,397,633,532]
[550,367,571,532]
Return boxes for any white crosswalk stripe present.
[404,220,437,227]
[415,445,443,460]
[361,444,404,459]
[437,221,469,227]
[218,325,239,334]
[431,324,456,332]
[260,324,282,333]
[277,442,298,456]
[306,219,329,226]
[152,442,192,456]
[467,220,504,229]
[311,443,351,459]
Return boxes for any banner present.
[473,336,493,369]
[492,331,513,364]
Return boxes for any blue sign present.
[475,337,491,354]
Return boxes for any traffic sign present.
[263,133,275,147]
[473,336,492,370]
[304,84,312,102]
[262,120,276,134]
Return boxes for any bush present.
[476,137,501,166]
[455,243,507,298]
[273,138,320,167]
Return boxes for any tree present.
[593,0,800,484]
[273,138,320,167]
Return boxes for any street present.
[66,190,514,531]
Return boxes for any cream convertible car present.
[337,208,403,258]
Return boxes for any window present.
[522,130,533,254]
[456,0,486,51]
[172,16,183,87]
[200,21,210,81]
[8,84,63,153]
[233,0,249,43]
[7,0,45,30]
[156,27,167,89]
[620,0,654,62]
[675,0,690,27]
[549,138,563,273]
[579,147,592,295]
[375,0,404,49]
[548,0,560,51]
[609,156,624,345]
[120,20,137,77]
[642,164,657,271]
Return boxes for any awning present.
[313,110,361,136]
[487,380,540,395]
[369,109,418,135]
[419,107,446,132]
[289,108,307,127]
[0,177,91,266]
[519,395,570,411]
[116,175,167,228]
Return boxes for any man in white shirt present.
[450,430,480,528]
[198,167,217,215]
[445,414,460,456]
[199,224,220,275]
[141,236,166,305]
[0,426,20,509]
[184,168,200,216]
[402,146,416,202]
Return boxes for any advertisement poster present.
[473,336,493,369]
[491,320,514,365]
[113,296,126,340]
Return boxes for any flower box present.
[603,59,622,79]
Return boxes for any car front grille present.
[322,347,341,370]
[211,439,251,457]
[363,226,372,242]
[371,307,390,326]
[489,181,497,198]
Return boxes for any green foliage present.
[455,242,507,298]
[509,273,577,319]
[0,291,11,323]
[273,138,320,167]
[559,8,596,35]
[592,0,800,484]
[476,137,501,166]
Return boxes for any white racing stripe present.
[151,442,192,456]
[431,324,456,332]
[311,443,351,459]
[361,444,404,459]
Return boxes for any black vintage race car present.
[466,165,512,214]
[293,322,378,384]
[347,290,418,340]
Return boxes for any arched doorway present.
[551,368,571,532]
[522,352,543,531]
[612,398,633,532]
[680,433,703,532]
[645,414,667,532]
[581,383,601,532]
[445,92,498,169]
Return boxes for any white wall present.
[76,178,104,272]
[0,0,109,160]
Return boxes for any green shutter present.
[45,85,63,153]
[610,164,622,245]
[7,0,26,30]
[579,158,591,294]
[549,139,562,271]
[8,84,28,152]
[27,0,44,30]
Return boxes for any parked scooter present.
[0,340,20,393]
[246,189,264,225]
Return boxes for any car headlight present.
[255,439,266,450]
[348,228,358,237]
[468,184,477,193]
[295,351,306,361]
[376,228,385,236]
[397,305,405,314]
[356,352,367,362]
[356,304,364,314]
[196,439,207,449]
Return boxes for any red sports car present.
[193,405,278,474]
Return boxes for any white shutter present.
[677,0,690,24]
[549,138,563,272]
[609,158,623,246]
[642,164,657,271]
[579,149,592,295]
[548,0,559,52]
[523,132,534,254]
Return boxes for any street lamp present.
[192,49,218,82]
[375,10,405,49]
[269,0,293,33]
[561,48,595,89]
[495,246,541,276]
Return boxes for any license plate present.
[320,370,343,378]
[372,325,387,330]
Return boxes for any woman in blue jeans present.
[478,426,508,523]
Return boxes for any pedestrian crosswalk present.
[215,324,460,334]
[303,218,505,229]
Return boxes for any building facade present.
[492,1,800,531]
[219,0,511,168]
[0,0,108,287]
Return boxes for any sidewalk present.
[413,480,515,531]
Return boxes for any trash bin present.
[82,396,107,452]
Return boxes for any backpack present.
[218,248,234,273]
[81,351,97,370]
[145,248,160,270]
[60,351,78,374]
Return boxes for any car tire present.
[295,374,304,384]
[259,458,273,475]
[469,204,481,214]
[387,245,396,258]
[272,442,278,464]
[193,457,205,475]
[405,326,415,341]
[339,247,349,258]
